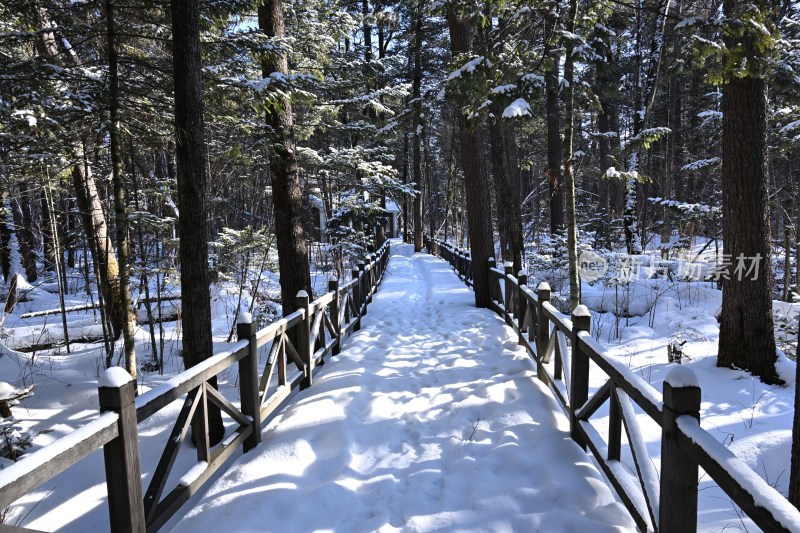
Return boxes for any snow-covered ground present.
[174,252,635,532]
[1,243,798,532]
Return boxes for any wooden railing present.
[0,242,391,533]
[425,235,800,533]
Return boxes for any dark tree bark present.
[40,190,57,272]
[596,33,623,220]
[258,0,312,311]
[562,0,579,310]
[105,0,137,379]
[170,0,224,443]
[12,187,37,282]
[544,10,563,234]
[488,107,523,274]
[0,199,10,281]
[717,0,779,384]
[791,336,800,507]
[412,0,424,252]
[662,0,683,256]
[546,62,563,233]
[446,6,494,308]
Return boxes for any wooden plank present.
[205,386,250,427]
[278,334,287,387]
[143,389,200,520]
[541,327,556,364]
[577,333,663,422]
[260,371,306,421]
[618,389,660,528]
[578,421,653,532]
[0,413,118,508]
[608,384,622,462]
[258,336,282,399]
[146,427,250,533]
[99,380,145,533]
[253,309,304,347]
[282,332,305,370]
[676,417,800,532]
[574,379,611,421]
[135,344,248,423]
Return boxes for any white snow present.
[502,98,532,118]
[174,254,635,532]
[573,304,591,318]
[4,241,800,532]
[664,366,699,388]
[0,381,24,401]
[237,312,253,325]
[178,461,208,487]
[491,84,517,94]
[98,367,132,389]
[447,56,488,80]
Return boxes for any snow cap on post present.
[296,290,309,299]
[99,366,133,388]
[518,269,528,278]
[572,304,591,318]
[537,281,551,292]
[572,305,591,332]
[237,311,253,325]
[665,366,699,388]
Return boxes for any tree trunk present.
[258,0,312,311]
[563,0,580,310]
[11,187,37,282]
[171,0,224,443]
[488,105,523,274]
[72,154,125,340]
[105,0,137,379]
[446,7,494,308]
[545,29,564,234]
[662,0,683,257]
[791,329,800,507]
[717,0,778,384]
[412,0,424,252]
[40,190,57,272]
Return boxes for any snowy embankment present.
[174,252,634,532]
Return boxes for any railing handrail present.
[0,240,392,532]
[425,234,800,533]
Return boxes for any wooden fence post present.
[536,282,551,384]
[504,263,514,322]
[296,290,312,389]
[352,266,362,331]
[369,254,377,299]
[570,305,591,449]
[358,262,367,316]
[98,368,146,533]
[660,367,701,532]
[329,278,341,355]
[488,258,497,303]
[517,270,528,345]
[236,313,261,452]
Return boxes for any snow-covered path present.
[174,252,635,532]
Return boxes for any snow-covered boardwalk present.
[174,252,635,532]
